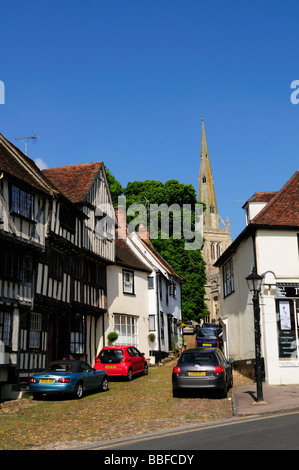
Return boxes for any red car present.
[94,346,148,381]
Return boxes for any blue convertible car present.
[29,359,109,399]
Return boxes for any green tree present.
[104,166,124,206]
[124,179,208,322]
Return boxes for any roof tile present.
[252,171,299,227]
[43,162,103,203]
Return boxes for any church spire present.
[198,117,220,229]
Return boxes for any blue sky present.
[0,0,298,240]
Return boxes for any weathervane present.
[15,132,39,155]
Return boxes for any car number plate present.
[105,365,116,369]
[40,379,55,383]
[202,343,212,346]
[188,372,206,376]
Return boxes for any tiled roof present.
[214,171,299,267]
[0,133,57,195]
[43,162,103,204]
[251,171,299,227]
[115,237,151,272]
[245,191,277,204]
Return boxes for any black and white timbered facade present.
[0,134,115,398]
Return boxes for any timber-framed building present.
[0,135,114,397]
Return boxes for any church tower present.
[198,117,232,321]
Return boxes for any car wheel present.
[126,368,133,381]
[143,363,148,375]
[221,381,228,398]
[100,377,109,392]
[173,388,181,398]
[74,381,84,399]
[32,392,42,400]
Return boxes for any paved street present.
[87,411,299,450]
[0,356,251,450]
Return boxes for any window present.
[211,242,216,260]
[211,243,222,261]
[276,299,299,361]
[83,259,97,284]
[29,313,42,349]
[70,314,86,354]
[160,312,165,339]
[95,213,114,241]
[159,277,162,300]
[114,314,138,347]
[0,248,32,283]
[149,315,155,331]
[22,256,33,283]
[11,185,34,220]
[123,270,134,294]
[148,276,154,289]
[59,205,75,233]
[132,347,141,357]
[0,311,12,347]
[170,282,177,299]
[223,258,234,297]
[48,248,63,280]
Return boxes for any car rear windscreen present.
[179,352,217,365]
[197,328,217,338]
[99,349,124,363]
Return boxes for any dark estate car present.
[196,327,221,348]
[29,360,109,399]
[172,347,234,398]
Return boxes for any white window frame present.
[114,314,138,347]
[223,258,234,297]
[123,270,134,294]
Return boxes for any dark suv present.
[196,327,220,348]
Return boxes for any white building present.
[215,171,299,385]
[109,207,184,363]
[104,236,151,358]
[128,228,184,363]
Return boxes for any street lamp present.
[246,267,264,402]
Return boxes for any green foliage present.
[104,166,124,206]
[107,173,208,322]
[107,331,119,343]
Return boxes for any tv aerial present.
[15,132,39,156]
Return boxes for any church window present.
[202,176,206,183]
[210,242,216,260]
[210,204,215,213]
